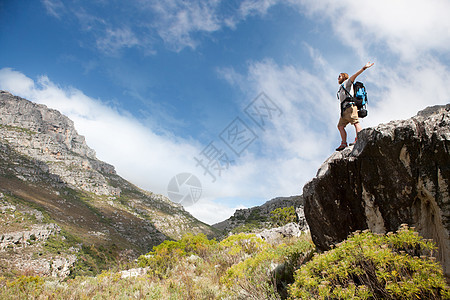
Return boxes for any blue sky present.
[1,0,450,224]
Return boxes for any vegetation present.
[222,236,314,299]
[0,124,37,135]
[231,206,298,234]
[271,206,298,227]
[289,224,450,299]
[0,224,447,299]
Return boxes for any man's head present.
[338,72,349,84]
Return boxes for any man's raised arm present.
[349,62,374,83]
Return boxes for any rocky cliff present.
[0,90,216,277]
[303,104,450,279]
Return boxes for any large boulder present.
[303,105,450,279]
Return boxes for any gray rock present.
[120,267,148,278]
[51,255,77,277]
[0,223,60,250]
[0,91,119,196]
[304,104,450,279]
[256,222,308,243]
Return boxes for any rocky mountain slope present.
[303,104,450,280]
[0,90,216,277]
[213,195,308,235]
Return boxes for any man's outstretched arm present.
[349,62,374,83]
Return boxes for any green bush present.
[179,233,217,258]
[138,233,216,278]
[4,275,44,295]
[219,233,268,256]
[222,237,314,299]
[270,206,298,227]
[231,220,265,234]
[288,225,450,299]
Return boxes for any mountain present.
[303,104,450,280]
[0,90,216,277]
[212,195,307,235]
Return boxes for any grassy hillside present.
[0,226,448,299]
[0,139,218,278]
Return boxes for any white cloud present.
[219,56,338,159]
[289,0,450,123]
[95,27,140,56]
[238,0,279,18]
[43,0,450,57]
[363,58,450,126]
[294,0,450,59]
[0,68,306,224]
[0,69,198,193]
[213,56,342,202]
[149,0,222,51]
[39,0,279,54]
[41,0,66,19]
[0,68,36,95]
[185,198,243,226]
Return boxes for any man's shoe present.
[335,142,348,151]
[349,138,357,146]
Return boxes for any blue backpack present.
[341,81,368,118]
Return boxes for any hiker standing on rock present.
[336,62,374,151]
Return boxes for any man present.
[336,62,374,151]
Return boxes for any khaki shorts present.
[338,105,359,127]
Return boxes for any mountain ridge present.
[213,195,306,235]
[0,90,217,277]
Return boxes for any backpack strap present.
[339,84,355,105]
[341,84,353,98]
[339,84,355,117]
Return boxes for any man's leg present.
[354,122,362,134]
[338,125,347,143]
[349,122,362,146]
[336,125,348,151]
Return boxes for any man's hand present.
[349,62,374,83]
[363,62,374,70]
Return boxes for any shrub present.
[138,233,216,278]
[222,237,314,299]
[288,225,450,299]
[179,233,217,258]
[219,233,267,256]
[4,275,44,296]
[270,206,298,227]
[231,220,264,234]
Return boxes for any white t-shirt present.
[337,79,353,103]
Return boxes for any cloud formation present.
[0,68,307,224]
[5,0,450,225]
[40,0,284,54]
[295,0,450,59]
[296,0,450,124]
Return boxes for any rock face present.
[0,90,118,196]
[0,90,216,277]
[303,105,450,279]
[0,223,60,251]
[256,222,307,244]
